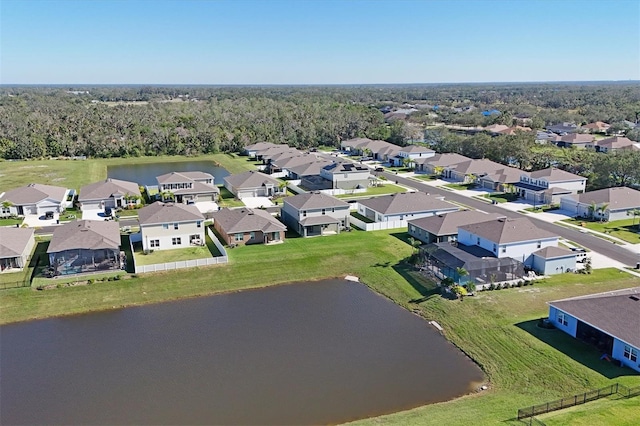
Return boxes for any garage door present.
[81,202,103,211]
[238,190,254,199]
[199,194,214,202]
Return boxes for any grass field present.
[0,153,255,191]
[133,233,221,265]
[443,182,477,191]
[335,184,407,198]
[539,394,640,425]
[562,218,640,244]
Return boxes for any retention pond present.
[1,279,484,425]
[107,160,229,186]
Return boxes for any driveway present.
[22,213,59,227]
[241,197,274,208]
[82,208,108,221]
[194,201,219,214]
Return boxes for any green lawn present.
[442,182,477,191]
[561,218,640,243]
[481,192,519,203]
[217,185,246,208]
[335,184,407,198]
[523,204,560,213]
[412,174,438,181]
[539,394,640,425]
[0,153,255,192]
[133,234,220,266]
[0,217,23,226]
[350,211,374,223]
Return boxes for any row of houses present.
[339,137,436,166]
[538,134,640,152]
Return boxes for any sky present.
[1,0,639,84]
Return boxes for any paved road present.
[381,171,640,267]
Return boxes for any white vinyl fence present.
[350,216,407,231]
[133,228,228,274]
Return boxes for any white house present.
[391,145,436,167]
[78,178,141,211]
[560,187,640,221]
[224,171,284,199]
[515,168,587,205]
[457,217,561,268]
[156,171,219,204]
[0,183,71,217]
[138,201,205,252]
[357,192,458,222]
[548,288,640,373]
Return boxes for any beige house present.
[212,207,286,246]
[0,183,71,217]
[156,171,219,204]
[138,202,205,251]
[224,171,284,199]
[0,227,36,272]
[281,192,350,237]
[78,178,141,211]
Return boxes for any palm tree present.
[587,201,597,220]
[597,203,609,223]
[455,267,469,286]
[433,166,444,178]
[160,190,175,202]
[627,208,640,230]
[401,157,414,171]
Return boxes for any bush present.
[114,275,121,281]
[516,281,523,288]
[87,279,95,284]
[488,283,495,291]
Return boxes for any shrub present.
[114,275,121,281]
[87,279,95,284]
[516,281,523,288]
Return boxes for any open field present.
[0,153,254,191]
[562,217,640,244]
[442,182,477,191]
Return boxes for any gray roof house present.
[596,136,640,153]
[408,210,503,244]
[318,162,371,190]
[0,183,70,217]
[0,227,36,271]
[446,158,505,183]
[515,167,587,205]
[224,171,285,199]
[78,178,141,211]
[477,167,526,192]
[287,160,334,180]
[548,288,640,373]
[556,133,595,149]
[413,153,471,174]
[156,171,219,204]
[47,220,122,276]
[244,142,279,158]
[560,186,640,221]
[391,145,436,167]
[212,207,286,246]
[531,246,577,275]
[281,192,351,237]
[138,201,206,252]
[357,192,459,224]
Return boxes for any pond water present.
[0,279,484,425]
[107,160,230,186]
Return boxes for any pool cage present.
[48,248,123,276]
[420,242,525,285]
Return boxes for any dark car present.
[375,167,384,172]
[104,207,113,217]
[44,211,55,220]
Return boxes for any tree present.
[433,166,445,177]
[452,285,468,300]
[597,203,609,222]
[588,201,597,220]
[408,237,421,253]
[160,191,175,202]
[401,157,414,171]
[455,267,469,285]
[627,208,640,230]
[465,280,476,295]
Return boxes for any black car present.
[44,211,55,220]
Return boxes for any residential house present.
[156,171,219,204]
[256,146,300,162]
[340,137,372,154]
[546,122,579,134]
[413,153,471,174]
[318,162,371,190]
[556,133,595,149]
[595,136,640,153]
[78,178,141,211]
[515,168,587,205]
[212,207,286,246]
[408,210,502,244]
[484,124,510,134]
[244,142,278,158]
[47,220,122,276]
[582,121,610,134]
[357,192,459,223]
[477,166,526,192]
[457,217,566,270]
[548,288,640,373]
[287,160,334,180]
[340,138,401,162]
[497,126,532,135]
[446,158,505,183]
[281,192,350,237]
[224,171,285,199]
[391,145,436,167]
[0,183,71,217]
[267,154,319,177]
[531,247,577,275]
[0,227,35,272]
[138,201,205,251]
[560,186,640,221]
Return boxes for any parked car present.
[104,207,113,217]
[375,167,384,172]
[45,211,55,220]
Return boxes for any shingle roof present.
[459,217,558,244]
[583,121,610,130]
[245,142,278,151]
[171,180,220,195]
[283,192,349,210]
[408,210,502,236]
[484,124,510,133]
[156,171,214,184]
[322,162,370,174]
[0,227,34,258]
[400,145,435,154]
[559,133,594,143]
[224,171,281,190]
[271,154,319,169]
[481,167,525,184]
[549,288,640,348]
[212,207,286,234]
[79,178,140,202]
[138,201,204,225]
[418,153,471,167]
[567,186,640,209]
[451,159,504,175]
[358,192,458,216]
[47,220,120,253]
[596,136,635,150]
[529,167,585,182]
[0,183,67,205]
[287,160,334,177]
[532,246,576,259]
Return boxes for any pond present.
[107,160,230,186]
[0,279,484,425]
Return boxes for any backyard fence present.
[0,254,41,290]
[517,383,634,420]
[349,216,407,231]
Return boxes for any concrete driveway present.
[241,197,274,208]
[194,201,219,214]
[82,208,108,221]
[22,213,59,227]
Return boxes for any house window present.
[250,231,255,240]
[235,233,244,242]
[493,244,497,253]
[623,345,638,363]
[477,237,480,244]
[302,211,307,217]
[163,224,169,230]
[410,225,415,232]
[197,221,202,228]
[537,241,542,249]
[322,209,326,215]
[557,312,568,326]
[172,237,181,245]
[174,223,179,230]
[150,239,160,248]
[501,246,506,253]
[1,207,10,214]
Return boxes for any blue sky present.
[1,0,639,84]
